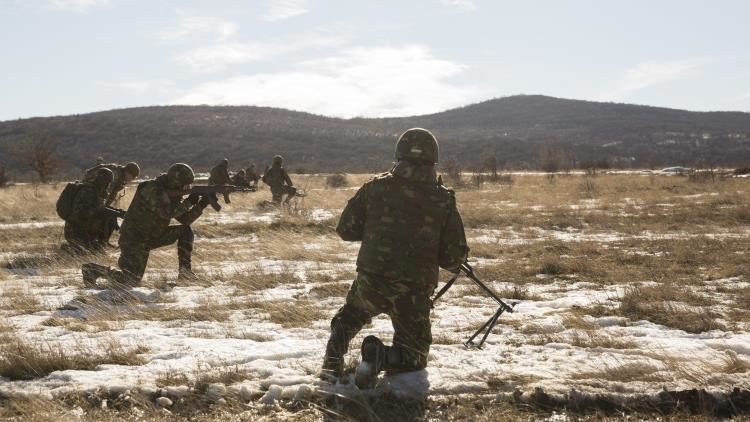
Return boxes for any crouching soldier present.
[321,128,469,388]
[82,163,210,289]
[83,161,141,244]
[63,168,124,253]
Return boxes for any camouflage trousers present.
[64,219,107,253]
[271,186,297,204]
[103,225,194,286]
[323,271,434,374]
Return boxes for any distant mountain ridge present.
[1,95,749,177]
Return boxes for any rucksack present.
[56,181,83,221]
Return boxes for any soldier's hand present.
[198,195,211,208]
[187,192,201,205]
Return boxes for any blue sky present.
[1,0,748,121]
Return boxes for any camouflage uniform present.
[209,159,231,185]
[64,171,113,253]
[231,171,250,188]
[84,163,138,206]
[262,158,296,204]
[86,170,207,287]
[246,166,260,188]
[323,160,469,376]
[84,162,139,242]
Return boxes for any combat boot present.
[354,335,386,389]
[81,263,107,288]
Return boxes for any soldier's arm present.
[336,184,367,241]
[283,170,293,187]
[141,184,192,221]
[175,202,205,226]
[438,196,470,273]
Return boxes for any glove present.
[187,192,201,205]
[198,195,211,208]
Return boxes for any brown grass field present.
[1,171,749,420]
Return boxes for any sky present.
[1,0,749,121]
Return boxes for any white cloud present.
[606,60,704,98]
[174,28,347,73]
[48,0,109,12]
[171,45,480,118]
[158,16,239,44]
[440,0,476,11]
[262,0,309,22]
[96,79,177,96]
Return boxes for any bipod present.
[432,262,518,349]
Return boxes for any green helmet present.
[395,128,439,164]
[166,163,195,188]
[123,162,140,178]
[273,155,284,164]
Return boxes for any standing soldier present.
[81,163,210,289]
[209,158,232,205]
[63,168,124,253]
[262,155,297,204]
[320,128,469,388]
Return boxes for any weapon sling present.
[432,262,518,348]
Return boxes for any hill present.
[1,95,749,177]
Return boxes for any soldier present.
[209,158,232,205]
[231,169,250,188]
[320,128,469,388]
[262,155,296,204]
[83,161,140,245]
[84,161,141,206]
[81,163,210,289]
[63,168,124,253]
[245,164,260,189]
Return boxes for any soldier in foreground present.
[321,128,469,388]
[262,155,296,204]
[62,168,124,253]
[82,163,210,289]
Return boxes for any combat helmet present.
[123,162,140,178]
[272,155,284,167]
[166,163,195,188]
[395,128,439,164]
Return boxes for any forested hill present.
[1,95,750,176]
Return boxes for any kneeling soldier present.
[82,163,210,289]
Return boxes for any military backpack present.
[56,181,83,221]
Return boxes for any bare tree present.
[22,132,62,183]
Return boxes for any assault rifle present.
[432,262,518,349]
[103,206,126,219]
[179,185,256,212]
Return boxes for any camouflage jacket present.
[119,175,204,244]
[231,173,250,188]
[84,163,127,206]
[68,182,109,227]
[209,164,231,185]
[262,167,293,189]
[337,166,469,289]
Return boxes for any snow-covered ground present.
[1,178,749,419]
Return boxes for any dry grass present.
[573,362,666,382]
[617,284,724,333]
[0,287,45,315]
[527,330,637,350]
[309,281,351,298]
[247,299,329,328]
[0,335,148,380]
